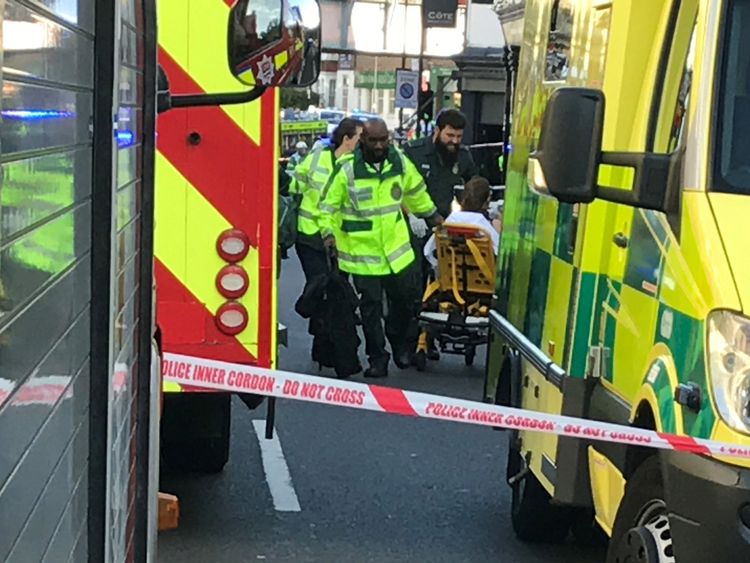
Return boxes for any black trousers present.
[296,240,329,361]
[353,262,420,363]
[296,239,328,280]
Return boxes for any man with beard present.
[404,109,479,218]
[404,109,478,360]
[319,119,443,378]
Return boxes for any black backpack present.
[278,192,300,257]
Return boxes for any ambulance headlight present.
[707,311,750,433]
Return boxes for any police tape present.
[162,352,750,460]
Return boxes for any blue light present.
[2,109,75,121]
[117,130,135,148]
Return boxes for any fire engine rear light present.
[217,228,250,263]
[215,302,248,335]
[216,265,249,299]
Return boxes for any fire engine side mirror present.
[228,0,321,88]
[528,88,605,204]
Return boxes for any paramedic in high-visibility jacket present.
[290,118,363,368]
[291,118,363,280]
[319,119,443,378]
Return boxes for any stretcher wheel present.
[415,350,427,372]
[464,347,476,366]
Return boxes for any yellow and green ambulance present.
[487,1,750,561]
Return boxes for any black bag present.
[295,258,361,378]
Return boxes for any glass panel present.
[4,1,94,88]
[116,144,140,188]
[116,180,139,232]
[667,22,697,153]
[714,0,750,193]
[120,23,138,67]
[30,0,95,33]
[118,66,141,106]
[0,256,91,401]
[585,6,611,89]
[544,0,574,82]
[1,149,92,241]
[119,0,136,24]
[1,82,92,156]
[0,313,89,487]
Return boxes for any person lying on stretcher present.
[423,176,500,269]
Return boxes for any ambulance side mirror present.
[228,0,321,88]
[528,88,605,204]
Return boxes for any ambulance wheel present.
[464,346,476,366]
[161,393,231,474]
[415,351,427,372]
[606,456,674,563]
[510,464,572,543]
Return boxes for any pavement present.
[158,252,606,562]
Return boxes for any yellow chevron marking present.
[162,380,182,393]
[155,152,259,358]
[275,50,288,69]
[158,0,262,143]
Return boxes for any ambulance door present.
[602,1,699,408]
[584,1,681,406]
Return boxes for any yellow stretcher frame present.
[415,223,497,370]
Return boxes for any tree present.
[280,88,320,109]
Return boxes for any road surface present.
[158,252,605,562]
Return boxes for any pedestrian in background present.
[286,140,309,176]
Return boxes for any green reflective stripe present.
[320,203,337,214]
[414,206,437,219]
[337,251,382,265]
[341,220,373,233]
[342,204,402,217]
[298,208,316,220]
[387,241,412,263]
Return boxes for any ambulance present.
[487,1,750,561]
[156,0,320,473]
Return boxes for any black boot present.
[393,350,414,370]
[364,354,389,378]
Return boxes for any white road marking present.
[252,420,301,512]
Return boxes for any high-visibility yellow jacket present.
[290,146,337,236]
[319,145,437,276]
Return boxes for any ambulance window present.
[544,0,574,82]
[714,0,750,193]
[666,22,697,153]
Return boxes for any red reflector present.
[215,302,249,335]
[216,265,249,299]
[216,228,250,263]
